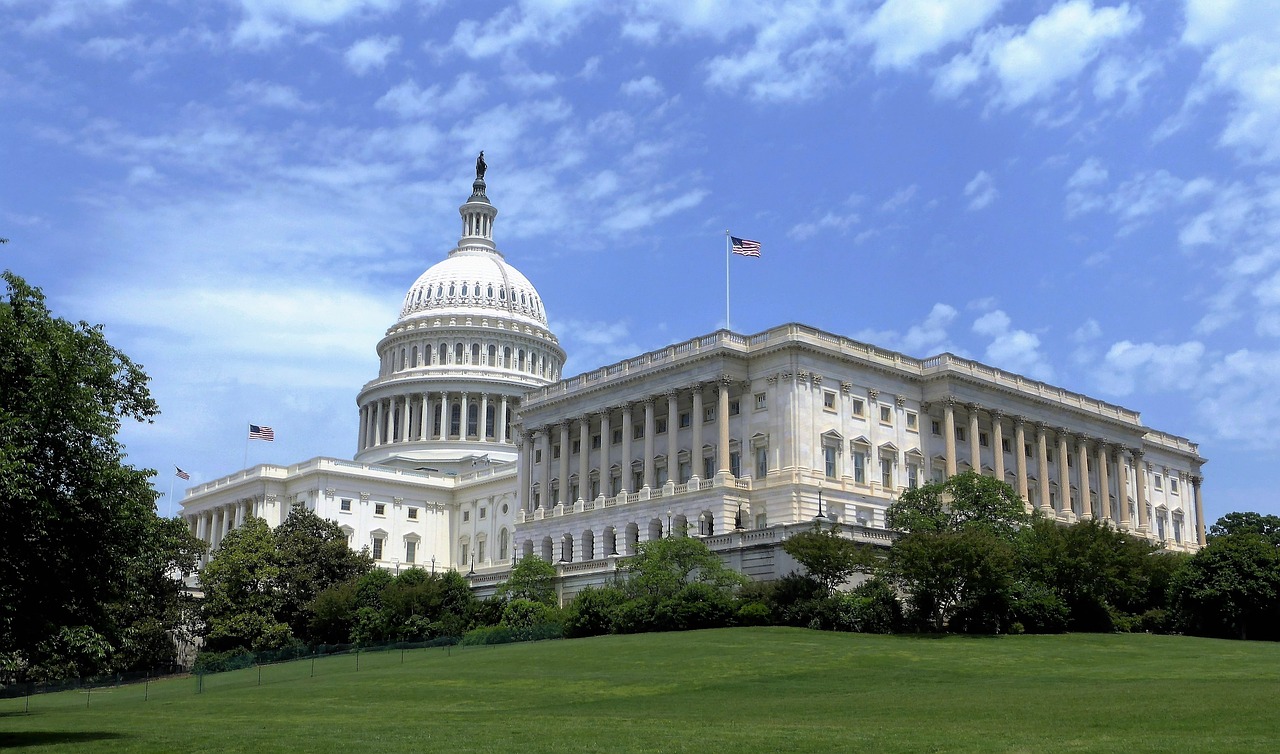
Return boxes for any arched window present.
[467,403,478,438]
[487,344,496,365]
[455,342,464,363]
[435,284,443,298]
[423,344,432,365]
[399,348,406,370]
[521,292,527,305]
[487,285,494,298]
[499,528,509,560]
[471,343,480,363]
[518,349,526,371]
[411,345,418,367]
[448,283,455,296]
[499,287,506,300]
[450,403,461,437]
[485,404,496,437]
[461,283,468,297]
[503,347,512,368]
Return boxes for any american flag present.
[175,466,190,480]
[249,424,275,441]
[731,236,762,257]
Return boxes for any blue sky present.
[3,0,1278,523]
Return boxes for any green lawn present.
[2,628,1278,752]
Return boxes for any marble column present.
[438,392,449,441]
[1036,423,1052,515]
[717,380,731,475]
[643,398,656,489]
[371,401,382,446]
[1077,436,1093,521]
[578,416,590,501]
[967,404,981,473]
[540,428,553,508]
[357,405,367,451]
[943,399,957,477]
[1135,450,1150,534]
[385,398,395,445]
[691,385,704,478]
[460,393,470,440]
[992,411,1005,483]
[558,422,570,505]
[666,391,679,483]
[1014,417,1029,503]
[419,394,429,441]
[1117,449,1133,530]
[621,404,634,493]
[599,410,611,495]
[1192,474,1206,546]
[499,396,509,443]
[479,393,489,441]
[1056,429,1072,519]
[1096,443,1112,523]
[401,396,411,442]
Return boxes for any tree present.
[273,508,372,639]
[1209,512,1280,545]
[623,536,747,601]
[886,471,1029,538]
[782,521,877,593]
[1173,529,1280,640]
[498,555,558,606]
[0,271,202,679]
[199,518,292,652]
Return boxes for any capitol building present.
[181,163,1208,598]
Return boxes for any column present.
[499,396,509,443]
[418,394,428,441]
[1036,423,1052,515]
[1014,417,1029,503]
[943,399,957,477]
[1077,436,1092,521]
[1056,429,1071,519]
[643,398,656,489]
[384,398,395,445]
[195,510,207,544]
[578,416,590,500]
[599,410,611,495]
[211,507,224,549]
[1192,475,1206,546]
[234,500,245,528]
[357,405,367,451]
[540,428,553,508]
[666,391,678,483]
[371,401,382,446]
[1117,449,1133,530]
[992,411,1005,483]
[717,379,731,475]
[558,422,570,505]
[621,404,634,492]
[479,393,489,442]
[691,386,704,478]
[967,404,981,473]
[460,393,470,440]
[515,433,528,512]
[438,392,449,441]
[1134,450,1150,533]
[1096,443,1112,523]
[401,395,411,442]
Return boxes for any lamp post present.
[816,482,826,520]
[666,510,673,539]
[735,501,744,530]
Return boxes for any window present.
[729,400,741,416]
[590,479,600,498]
[1025,443,1033,458]
[478,540,486,563]
[679,460,691,483]
[931,420,941,436]
[1154,474,1163,490]
[703,456,715,479]
[979,432,989,447]
[823,391,836,410]
[407,507,418,520]
[754,392,767,410]
[756,446,768,478]
[375,503,386,516]
[956,427,967,442]
[371,536,384,560]
[460,542,469,566]
[633,424,644,440]
[1001,438,1011,453]
[755,513,768,529]
[610,474,621,495]
[1067,454,1073,467]
[405,540,416,564]
[906,411,918,430]
[479,507,487,519]
[340,498,352,512]
[1170,477,1179,494]
[824,446,837,479]
[851,398,865,417]
[880,405,892,424]
[632,470,643,491]
[853,450,867,484]
[591,434,601,449]
[535,449,542,463]
[704,406,715,422]
[1173,517,1183,542]
[679,411,692,428]
[462,510,470,522]
[656,417,668,434]
[572,440,581,453]
[612,429,622,444]
[553,444,561,459]
[908,463,921,489]
[881,458,894,488]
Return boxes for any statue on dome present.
[476,151,487,180]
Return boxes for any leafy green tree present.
[886,471,1029,538]
[563,586,627,638]
[499,555,558,606]
[1209,512,1280,545]
[199,518,291,652]
[274,508,371,639]
[623,536,747,601]
[0,271,203,679]
[1173,529,1280,640]
[782,521,877,593]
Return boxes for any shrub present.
[736,601,772,627]
[501,599,559,630]
[564,587,627,638]
[459,623,563,646]
[192,648,255,674]
[1009,582,1068,634]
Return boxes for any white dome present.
[399,248,548,328]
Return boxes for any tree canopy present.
[0,271,204,680]
[781,521,877,593]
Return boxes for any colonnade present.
[379,334,559,382]
[358,392,513,450]
[935,398,1205,545]
[187,497,258,554]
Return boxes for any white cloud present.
[1092,54,1162,110]
[345,35,400,75]
[376,73,487,119]
[937,1,1142,109]
[1072,318,1101,343]
[971,309,1053,380]
[1095,340,1204,396]
[858,303,959,356]
[861,0,1005,70]
[553,318,644,375]
[232,0,401,45]
[880,184,918,212]
[229,80,315,111]
[449,0,596,59]
[10,0,131,34]
[1197,348,1280,449]
[963,170,997,210]
[621,76,664,98]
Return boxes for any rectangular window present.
[979,432,989,447]
[611,475,621,495]
[824,446,837,479]
[704,406,715,422]
[906,411,918,430]
[407,507,418,520]
[754,392,766,410]
[1170,477,1179,494]
[908,463,920,489]
[679,460,691,483]
[591,434,601,449]
[1154,474,1163,490]
[632,470,643,491]
[931,420,941,436]
[533,491,541,508]
[1001,438,1011,453]
[570,482,579,501]
[1025,443,1033,458]
[340,499,352,512]
[730,451,741,477]
[375,503,386,516]
[823,391,836,410]
[656,417,668,434]
[729,400,741,416]
[881,458,893,489]
[479,507,487,519]
[590,479,600,498]
[535,449,542,463]
[462,510,470,522]
[755,513,768,529]
[460,543,469,566]
[703,456,715,479]
[854,451,867,484]
[405,540,416,564]
[372,537,384,561]
[880,405,893,424]
[633,424,643,440]
[956,427,967,442]
[1173,518,1182,542]
[756,447,768,478]
[553,444,561,459]
[679,411,691,428]
[478,540,486,563]
[852,398,865,417]
[572,440,581,453]
[612,429,623,444]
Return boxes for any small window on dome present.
[461,284,468,297]
[499,288,506,300]
[487,285,494,298]
[449,284,455,296]
[436,284,442,298]
[521,292,527,305]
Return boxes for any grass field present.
[2,628,1278,752]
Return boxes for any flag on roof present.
[175,466,190,480]
[249,424,275,441]
[730,236,762,257]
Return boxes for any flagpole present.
[243,423,249,470]
[167,474,174,519]
[724,230,731,330]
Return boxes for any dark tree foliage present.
[1209,512,1280,545]
[0,271,204,680]
[782,521,877,593]
[273,509,372,639]
[498,555,558,606]
[309,567,481,645]
[1173,524,1280,641]
[887,471,1030,538]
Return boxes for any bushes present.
[459,623,563,646]
[564,587,627,638]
